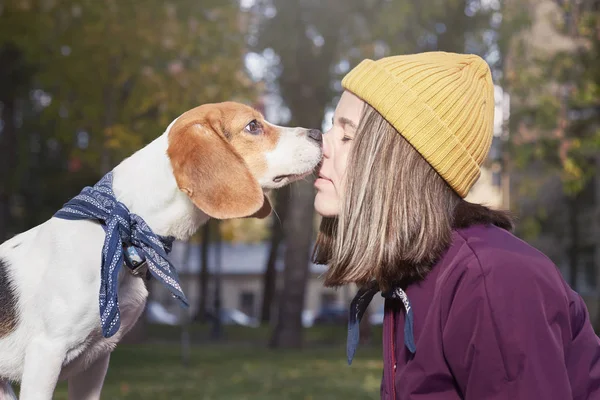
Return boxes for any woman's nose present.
[322,132,332,158]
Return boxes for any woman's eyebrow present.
[338,117,358,130]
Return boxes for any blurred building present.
[151,240,384,323]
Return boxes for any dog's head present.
[167,102,322,219]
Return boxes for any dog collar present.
[122,235,174,280]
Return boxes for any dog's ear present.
[248,193,272,219]
[168,120,272,220]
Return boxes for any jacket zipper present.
[389,306,396,399]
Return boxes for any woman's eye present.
[342,135,353,142]
[245,120,263,135]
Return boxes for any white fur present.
[260,122,321,189]
[0,115,321,399]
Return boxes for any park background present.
[1,0,600,398]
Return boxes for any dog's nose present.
[307,129,322,143]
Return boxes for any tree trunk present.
[260,185,291,324]
[0,44,27,242]
[270,178,316,348]
[0,97,16,242]
[260,0,339,348]
[435,0,469,53]
[211,220,224,340]
[196,221,211,321]
[568,197,579,290]
[180,240,192,366]
[100,57,119,174]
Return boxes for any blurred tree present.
[250,0,500,348]
[253,0,362,348]
[197,221,211,322]
[0,43,35,241]
[210,220,224,340]
[35,0,254,172]
[0,0,256,235]
[504,0,600,297]
[260,185,289,324]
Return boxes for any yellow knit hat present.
[341,51,495,197]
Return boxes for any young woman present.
[313,52,600,399]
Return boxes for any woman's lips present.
[315,175,332,187]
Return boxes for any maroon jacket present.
[381,224,600,399]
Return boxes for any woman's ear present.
[168,122,272,219]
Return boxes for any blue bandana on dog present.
[54,172,189,338]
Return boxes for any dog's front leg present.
[67,353,110,400]
[19,336,66,400]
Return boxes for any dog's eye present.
[245,120,263,135]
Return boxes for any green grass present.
[50,325,384,399]
[146,324,373,347]
[53,344,383,399]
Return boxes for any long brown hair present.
[312,103,513,291]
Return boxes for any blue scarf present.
[54,172,189,338]
[347,282,415,365]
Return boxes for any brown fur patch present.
[167,102,273,219]
[0,258,18,338]
[229,120,279,181]
[171,102,278,181]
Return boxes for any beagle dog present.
[0,102,322,399]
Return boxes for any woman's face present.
[314,91,365,217]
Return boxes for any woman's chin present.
[314,195,340,217]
